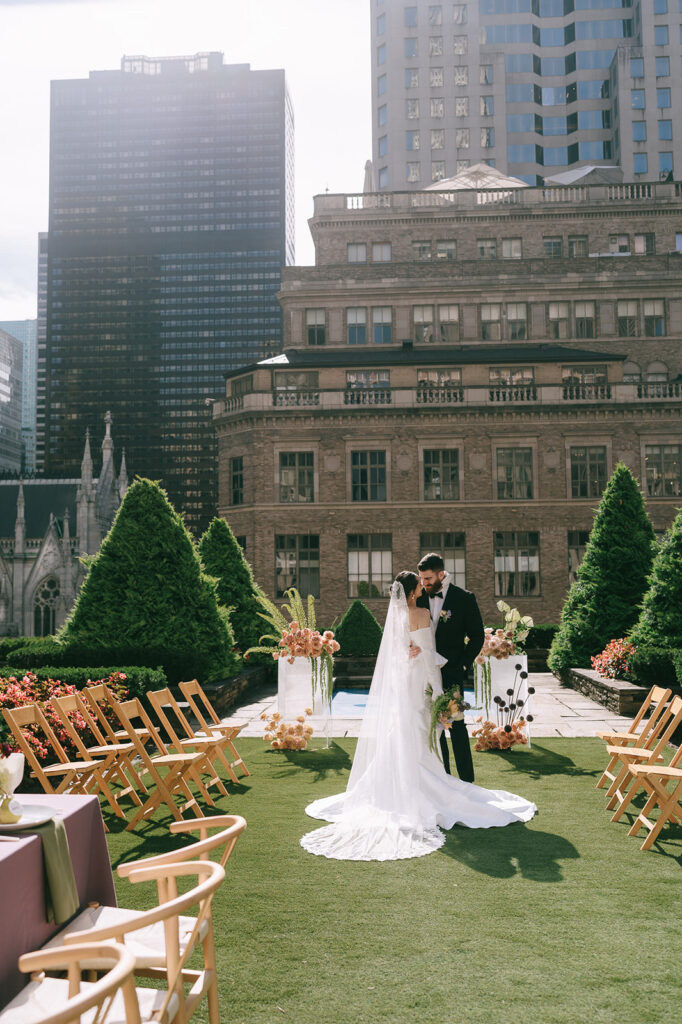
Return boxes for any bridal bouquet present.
[426,685,471,754]
[245,587,340,705]
[260,709,314,750]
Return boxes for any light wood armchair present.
[0,941,141,1024]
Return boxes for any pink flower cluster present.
[475,627,516,665]
[0,672,129,764]
[591,638,636,679]
[275,621,340,664]
[260,709,314,750]
[472,717,529,751]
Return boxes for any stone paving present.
[221,671,634,740]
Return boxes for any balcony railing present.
[215,381,681,418]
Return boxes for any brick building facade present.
[213,173,682,627]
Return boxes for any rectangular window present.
[481,96,494,117]
[481,127,495,148]
[275,534,320,598]
[436,239,456,259]
[659,152,673,176]
[378,73,387,96]
[413,240,432,261]
[645,444,682,497]
[372,242,391,262]
[575,301,596,339]
[406,98,420,118]
[347,243,367,263]
[424,449,460,501]
[372,306,392,344]
[274,370,319,395]
[429,36,443,57]
[658,120,672,141]
[418,367,462,387]
[502,238,522,259]
[432,160,446,181]
[544,236,563,258]
[549,302,569,339]
[497,448,534,500]
[617,300,638,337]
[633,154,648,175]
[654,25,669,45]
[562,365,607,387]
[405,37,418,58]
[377,43,386,66]
[453,35,468,54]
[230,456,243,507]
[480,64,493,84]
[420,532,465,588]
[377,12,386,34]
[656,56,670,77]
[347,534,392,598]
[657,88,671,109]
[414,305,434,343]
[406,130,420,150]
[481,303,501,340]
[405,68,419,88]
[404,6,418,27]
[478,238,497,259]
[430,67,444,88]
[378,104,387,126]
[407,161,421,182]
[634,233,655,255]
[455,128,470,148]
[455,97,469,117]
[279,452,314,504]
[644,300,665,337]
[570,446,607,499]
[568,530,589,585]
[494,532,540,597]
[632,121,647,142]
[455,66,469,86]
[347,307,367,345]
[453,4,467,24]
[430,97,444,118]
[630,58,644,78]
[489,367,535,388]
[351,451,387,502]
[609,233,630,253]
[506,303,527,341]
[438,304,460,342]
[306,308,326,346]
[568,236,588,258]
[653,0,668,12]
[378,135,387,157]
[631,89,645,109]
[431,129,445,150]
[347,370,390,390]
[428,4,442,24]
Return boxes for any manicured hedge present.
[526,625,558,649]
[334,600,383,657]
[0,665,166,701]
[626,646,679,688]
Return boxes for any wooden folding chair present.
[82,682,151,797]
[628,753,682,851]
[148,687,236,798]
[106,692,216,830]
[600,691,678,798]
[51,691,144,818]
[179,678,250,783]
[2,703,104,800]
[0,941,141,1024]
[595,684,672,791]
[57,860,225,1024]
[605,695,682,818]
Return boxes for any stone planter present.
[563,668,649,716]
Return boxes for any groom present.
[417,552,484,782]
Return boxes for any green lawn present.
[104,738,681,1024]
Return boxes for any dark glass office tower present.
[43,53,294,532]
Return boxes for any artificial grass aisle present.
[104,738,681,1024]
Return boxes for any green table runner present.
[8,818,79,924]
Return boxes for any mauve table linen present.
[0,793,116,1007]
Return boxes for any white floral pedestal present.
[475,654,532,747]
[277,657,332,748]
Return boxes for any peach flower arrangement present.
[260,708,314,751]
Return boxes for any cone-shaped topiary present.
[629,509,682,650]
[60,479,237,682]
[334,600,383,657]
[199,517,265,654]
[547,463,655,676]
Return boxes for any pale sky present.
[0,0,372,320]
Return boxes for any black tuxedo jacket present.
[417,584,485,687]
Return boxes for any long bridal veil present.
[301,581,446,860]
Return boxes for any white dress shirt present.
[427,575,450,623]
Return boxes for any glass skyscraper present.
[43,53,294,532]
[371,0,682,186]
[0,318,37,473]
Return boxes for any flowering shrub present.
[590,638,636,679]
[260,708,314,750]
[0,671,129,764]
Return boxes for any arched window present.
[646,361,668,383]
[623,361,641,383]
[33,576,59,637]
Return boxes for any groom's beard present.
[424,582,443,596]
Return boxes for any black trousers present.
[439,719,475,783]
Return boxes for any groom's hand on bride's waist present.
[408,643,421,659]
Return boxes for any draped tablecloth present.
[0,793,116,1008]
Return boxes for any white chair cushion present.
[0,975,179,1024]
[43,904,208,968]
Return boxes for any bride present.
[301,571,537,861]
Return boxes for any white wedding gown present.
[301,599,537,861]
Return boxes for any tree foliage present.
[198,517,265,653]
[334,600,383,657]
[547,463,655,675]
[61,479,236,681]
[629,509,682,650]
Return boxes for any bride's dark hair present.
[394,570,419,599]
